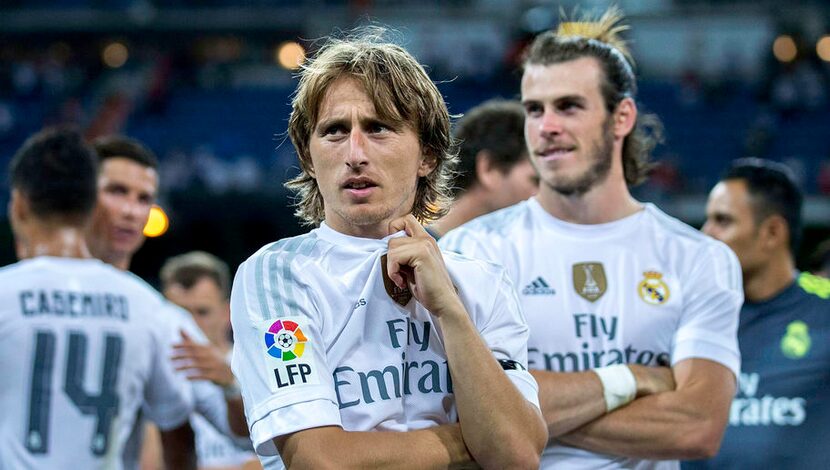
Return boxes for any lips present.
[536,146,576,162]
[342,177,378,198]
[112,226,140,243]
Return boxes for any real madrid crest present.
[381,254,413,306]
[637,271,670,305]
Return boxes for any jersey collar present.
[316,222,407,253]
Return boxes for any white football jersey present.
[192,409,256,468]
[0,257,193,470]
[231,223,539,467]
[192,349,256,469]
[440,198,743,470]
[122,302,252,469]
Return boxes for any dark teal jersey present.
[684,272,830,469]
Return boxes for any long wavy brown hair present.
[286,29,457,226]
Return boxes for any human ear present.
[418,152,438,178]
[613,97,637,139]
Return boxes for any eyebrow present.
[554,95,588,105]
[315,116,400,133]
[315,117,348,133]
[521,94,588,106]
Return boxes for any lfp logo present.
[264,319,307,361]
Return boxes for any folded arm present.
[531,364,674,437]
[276,424,474,469]
[387,215,547,469]
[557,358,735,460]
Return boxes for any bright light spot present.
[817,36,830,62]
[102,42,129,68]
[143,205,169,237]
[773,35,797,63]
[276,41,305,70]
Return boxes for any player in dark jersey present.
[688,158,830,468]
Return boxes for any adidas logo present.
[522,277,556,296]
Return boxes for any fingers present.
[389,214,430,239]
[179,329,194,343]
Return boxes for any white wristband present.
[593,364,637,412]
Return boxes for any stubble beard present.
[544,120,615,197]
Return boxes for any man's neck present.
[744,253,797,303]
[19,227,92,260]
[535,175,641,224]
[430,191,490,238]
[89,246,131,271]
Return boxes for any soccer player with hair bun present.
[441,7,742,469]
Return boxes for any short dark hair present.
[723,157,803,253]
[9,127,98,225]
[92,134,158,169]
[453,99,527,194]
[160,251,231,299]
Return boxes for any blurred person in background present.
[161,250,260,470]
[87,135,250,469]
[441,7,742,469]
[427,99,538,239]
[687,158,830,468]
[230,30,546,469]
[0,127,195,469]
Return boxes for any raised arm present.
[387,215,547,469]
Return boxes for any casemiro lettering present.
[334,319,453,409]
[19,290,129,321]
[730,372,806,426]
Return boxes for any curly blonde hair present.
[286,29,457,226]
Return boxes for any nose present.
[121,197,144,222]
[345,129,369,169]
[539,109,563,136]
[701,220,715,237]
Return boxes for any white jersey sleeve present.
[230,244,341,456]
[440,226,505,266]
[166,303,252,448]
[458,261,539,407]
[672,240,743,376]
[135,298,194,431]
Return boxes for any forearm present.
[277,424,473,469]
[530,369,607,437]
[438,304,546,469]
[558,361,734,461]
[558,391,714,459]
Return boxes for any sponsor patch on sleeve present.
[259,317,320,390]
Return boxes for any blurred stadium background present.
[1,0,829,284]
